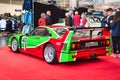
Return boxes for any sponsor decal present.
[21,36,27,50]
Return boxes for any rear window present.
[53,28,67,36]
[53,28,103,38]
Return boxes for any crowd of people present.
[100,8,120,58]
[101,8,120,27]
[0,13,23,34]
[65,11,90,28]
[38,10,90,28]
[38,11,53,26]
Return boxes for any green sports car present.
[8,26,112,63]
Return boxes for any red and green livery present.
[8,26,112,63]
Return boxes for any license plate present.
[86,42,98,47]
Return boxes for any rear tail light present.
[102,41,106,46]
[106,40,110,46]
[77,43,80,49]
[71,43,81,50]
[102,40,110,46]
[71,43,76,50]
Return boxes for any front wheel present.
[44,44,57,64]
[11,38,19,52]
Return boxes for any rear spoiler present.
[69,27,110,31]
[69,27,110,38]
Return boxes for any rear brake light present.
[106,40,110,46]
[103,41,106,46]
[102,40,110,46]
[77,43,80,48]
[71,43,81,50]
[71,43,76,49]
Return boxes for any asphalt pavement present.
[0,34,8,47]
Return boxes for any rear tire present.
[44,44,57,64]
[11,38,19,52]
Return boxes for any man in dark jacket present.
[68,10,73,27]
[65,12,70,26]
[46,11,52,25]
[6,18,12,33]
[106,8,114,27]
[101,9,108,27]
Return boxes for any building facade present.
[0,0,23,15]
[78,0,120,11]
[0,0,120,15]
[0,0,23,5]
[94,0,120,11]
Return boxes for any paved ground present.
[0,34,8,47]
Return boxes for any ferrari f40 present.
[8,26,112,63]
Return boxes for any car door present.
[21,28,51,56]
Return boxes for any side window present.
[32,28,51,36]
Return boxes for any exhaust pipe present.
[90,54,97,58]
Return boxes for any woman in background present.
[110,11,120,58]
[80,13,90,28]
[38,13,46,26]
[65,12,70,26]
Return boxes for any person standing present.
[101,9,108,27]
[106,8,114,27]
[116,8,120,11]
[0,17,6,31]
[73,11,80,28]
[80,13,89,28]
[110,11,120,58]
[6,17,13,34]
[68,10,74,27]
[38,13,46,26]
[46,11,52,25]
[65,12,70,26]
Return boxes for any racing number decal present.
[21,36,27,50]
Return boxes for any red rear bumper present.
[72,47,108,58]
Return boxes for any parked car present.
[87,16,102,27]
[8,26,112,63]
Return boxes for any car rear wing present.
[69,27,109,31]
[69,27,110,38]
